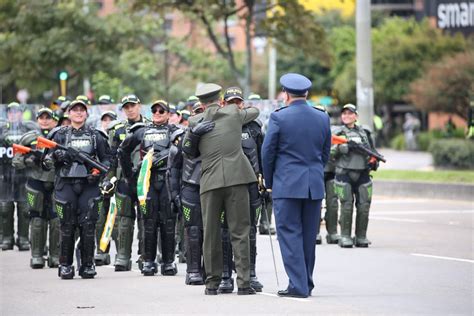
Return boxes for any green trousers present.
[201,184,250,289]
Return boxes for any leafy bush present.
[417,129,466,151]
[429,139,474,169]
[390,134,405,150]
[417,132,432,151]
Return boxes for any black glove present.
[191,120,215,136]
[172,195,182,214]
[101,177,117,197]
[24,155,39,167]
[54,149,71,163]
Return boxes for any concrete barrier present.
[373,180,473,201]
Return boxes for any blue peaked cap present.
[280,73,312,95]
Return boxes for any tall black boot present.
[142,218,158,276]
[58,223,75,279]
[79,222,97,279]
[249,225,263,292]
[185,226,204,285]
[161,218,177,276]
[218,227,234,293]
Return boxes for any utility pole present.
[268,39,277,100]
[356,0,374,128]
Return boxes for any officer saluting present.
[262,73,331,298]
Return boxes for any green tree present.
[134,0,326,97]
[331,17,467,106]
[407,52,474,120]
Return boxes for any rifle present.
[12,144,43,160]
[331,135,386,163]
[36,136,109,174]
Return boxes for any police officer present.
[100,111,117,133]
[217,87,264,293]
[12,108,60,268]
[0,102,38,251]
[98,95,115,105]
[120,99,183,276]
[100,94,149,271]
[183,83,259,295]
[322,125,341,245]
[333,103,377,248]
[45,98,111,279]
[168,103,205,285]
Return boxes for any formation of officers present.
[0,75,379,295]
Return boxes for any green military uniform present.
[333,106,376,248]
[183,83,259,294]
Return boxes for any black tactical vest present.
[241,124,260,174]
[181,156,201,185]
[60,127,96,178]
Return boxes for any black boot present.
[78,222,97,279]
[58,223,75,279]
[16,201,30,251]
[249,226,263,292]
[160,219,178,276]
[185,226,204,285]
[218,227,234,294]
[142,219,158,276]
[58,264,75,279]
[142,261,157,276]
[30,217,47,269]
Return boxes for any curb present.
[373,180,474,201]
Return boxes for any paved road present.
[1,197,473,315]
[377,148,433,171]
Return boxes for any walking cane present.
[259,174,279,287]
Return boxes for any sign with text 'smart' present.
[436,1,474,34]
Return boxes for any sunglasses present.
[152,108,166,114]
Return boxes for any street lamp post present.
[356,0,375,128]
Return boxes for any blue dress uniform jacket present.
[261,99,331,297]
[262,100,331,199]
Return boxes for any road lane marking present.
[373,210,474,215]
[259,292,311,302]
[411,253,474,264]
[370,216,424,223]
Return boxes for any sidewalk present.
[372,149,472,201]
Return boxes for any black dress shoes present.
[205,288,218,295]
[237,287,256,295]
[277,289,308,298]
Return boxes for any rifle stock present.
[12,144,43,159]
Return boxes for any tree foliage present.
[407,52,474,120]
[331,17,468,106]
[133,0,326,96]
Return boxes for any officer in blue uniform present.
[262,73,331,298]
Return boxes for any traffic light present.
[58,70,68,96]
[59,71,68,81]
